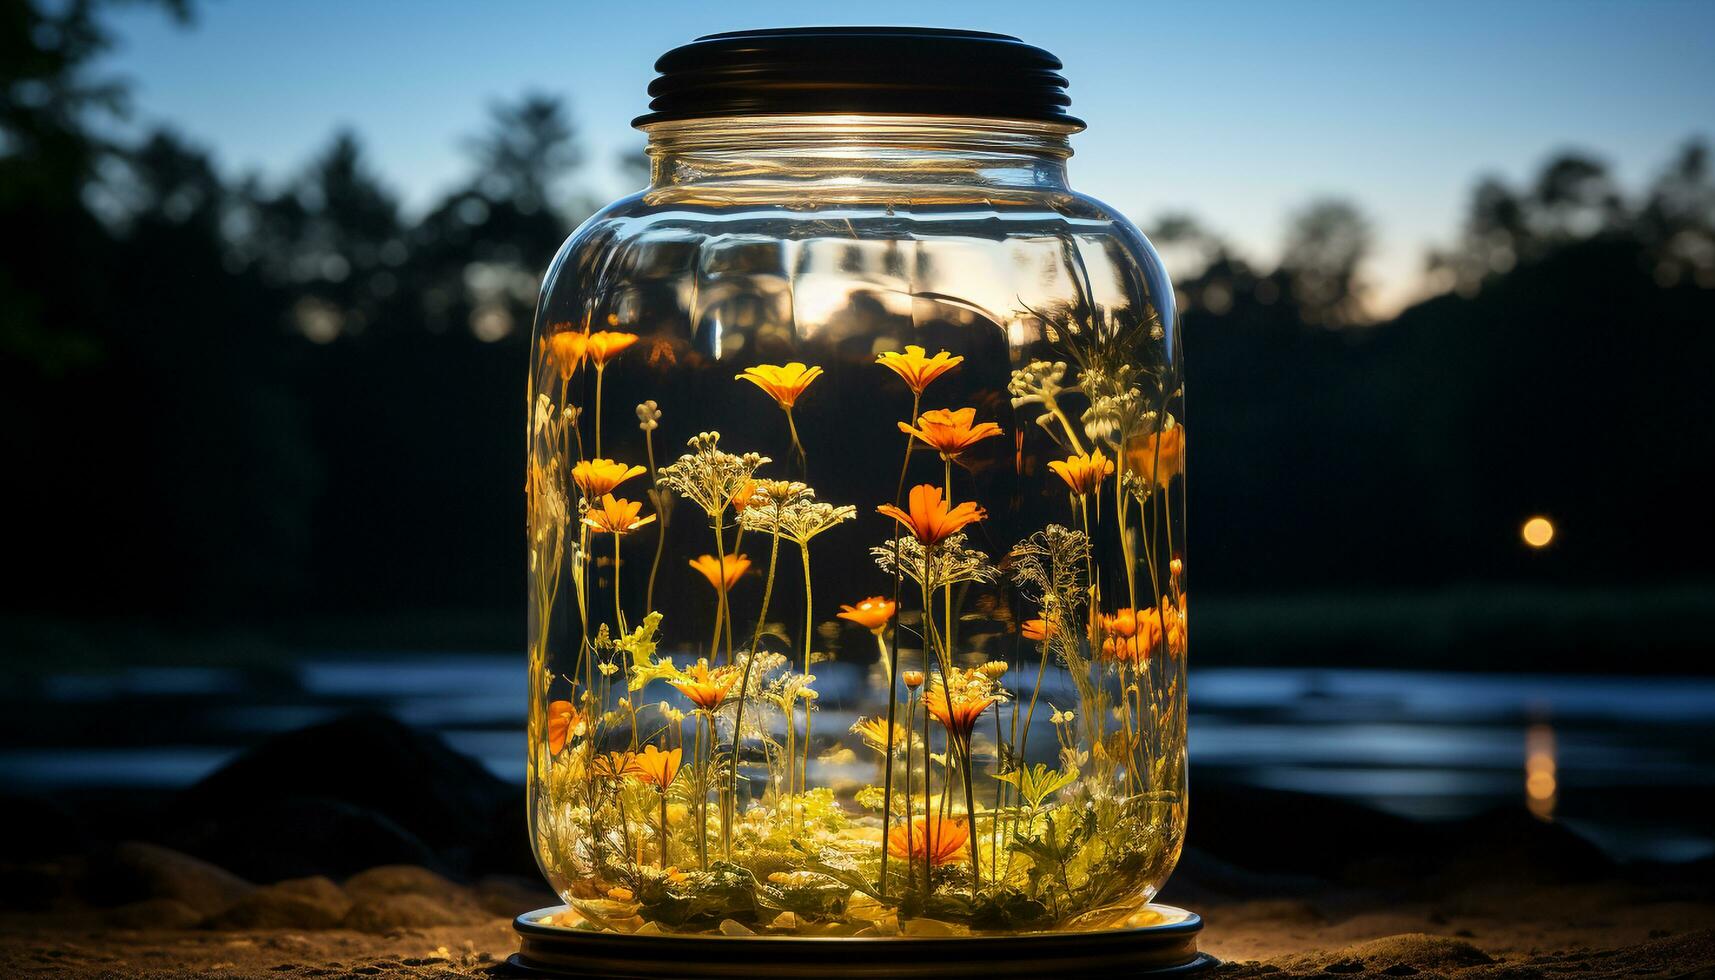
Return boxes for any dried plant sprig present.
[871,532,998,593]
[656,432,770,518]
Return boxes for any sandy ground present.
[3,874,1710,978]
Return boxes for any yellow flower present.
[571,458,646,497]
[1048,448,1115,496]
[836,596,896,632]
[902,670,925,690]
[631,744,682,789]
[1125,423,1186,487]
[886,814,969,867]
[735,362,823,409]
[898,407,1004,459]
[850,716,906,754]
[671,659,741,712]
[875,345,962,396]
[584,330,639,368]
[582,494,656,535]
[688,553,750,591]
[1021,618,1054,642]
[876,484,987,545]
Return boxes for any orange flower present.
[671,660,741,712]
[898,407,1004,459]
[875,345,963,396]
[1165,593,1188,658]
[582,494,656,535]
[902,670,925,690]
[837,596,897,632]
[572,458,647,497]
[886,814,969,867]
[542,327,588,380]
[876,484,986,545]
[591,750,642,781]
[1099,596,1187,663]
[1125,423,1186,487]
[1021,618,1054,642]
[546,699,586,755]
[924,679,997,744]
[686,552,747,590]
[1048,448,1115,496]
[688,553,750,591]
[736,362,823,409]
[729,480,758,513]
[584,330,639,368]
[631,744,682,789]
[1102,607,1146,639]
[1101,628,1156,665]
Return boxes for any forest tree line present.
[5,1,1713,625]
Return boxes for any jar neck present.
[641,115,1075,192]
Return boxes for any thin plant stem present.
[658,790,668,868]
[878,392,916,896]
[643,426,666,613]
[612,532,625,636]
[798,542,815,800]
[725,522,783,858]
[919,551,980,885]
[696,714,708,870]
[593,366,605,459]
[710,516,730,663]
[785,407,807,473]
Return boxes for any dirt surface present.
[4,718,1710,977]
[3,866,1711,978]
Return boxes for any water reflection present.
[1526,722,1558,821]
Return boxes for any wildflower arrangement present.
[526,305,1186,937]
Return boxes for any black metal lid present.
[633,27,1084,129]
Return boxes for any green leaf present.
[995,763,1077,808]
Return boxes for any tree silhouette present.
[1279,198,1372,326]
[466,93,582,216]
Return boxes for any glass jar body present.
[526,117,1186,936]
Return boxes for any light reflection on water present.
[5,659,1712,862]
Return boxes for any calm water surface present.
[8,658,1712,863]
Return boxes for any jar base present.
[509,903,1213,978]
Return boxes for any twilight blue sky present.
[98,0,1715,314]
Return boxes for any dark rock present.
[344,865,469,906]
[1430,807,1615,886]
[342,892,486,933]
[1165,846,1334,906]
[168,795,441,883]
[0,794,88,861]
[104,897,205,929]
[1187,783,1434,881]
[0,858,82,912]
[473,875,558,918]
[171,713,510,877]
[92,841,254,916]
[469,791,538,878]
[207,876,351,930]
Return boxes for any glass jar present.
[525,28,1186,939]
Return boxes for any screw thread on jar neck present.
[641,114,1075,191]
